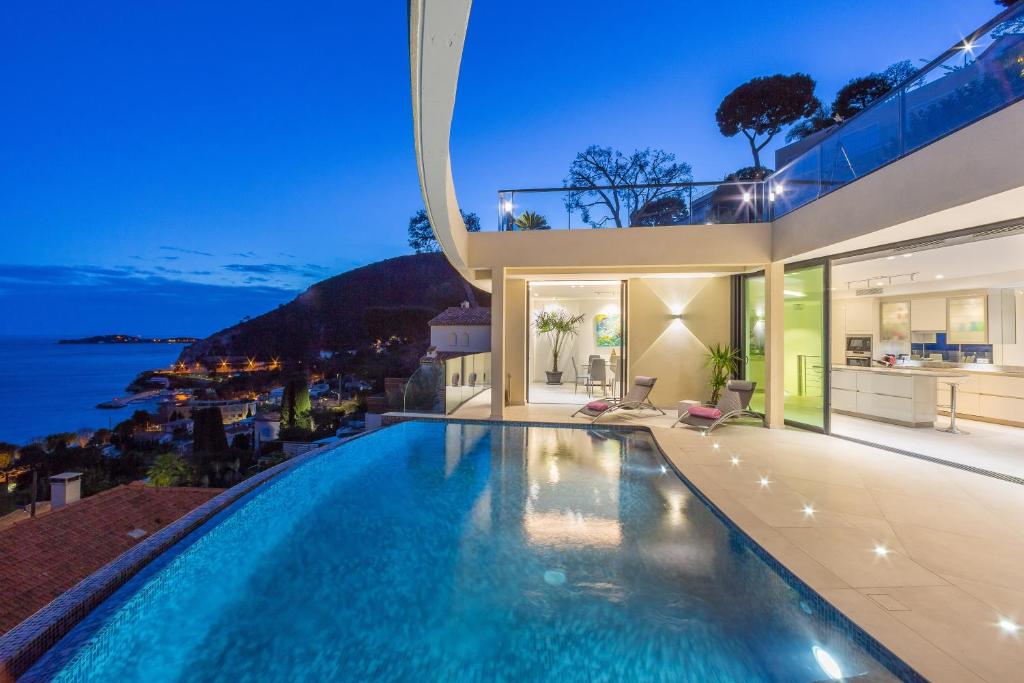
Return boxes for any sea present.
[0,336,189,446]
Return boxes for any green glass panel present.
[783,265,826,428]
[743,275,766,414]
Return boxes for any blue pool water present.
[30,422,912,682]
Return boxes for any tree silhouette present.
[408,209,480,253]
[715,73,819,169]
[563,146,692,228]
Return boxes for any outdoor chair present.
[467,372,477,387]
[572,376,664,423]
[451,372,460,387]
[672,380,759,433]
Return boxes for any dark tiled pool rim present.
[0,419,924,682]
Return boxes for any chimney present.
[49,472,83,510]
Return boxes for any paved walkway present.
[443,394,1024,682]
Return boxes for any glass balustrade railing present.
[491,4,1024,230]
[497,181,769,231]
[401,352,492,414]
[769,2,1024,219]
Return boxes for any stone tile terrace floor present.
[438,392,1024,683]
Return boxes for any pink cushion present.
[688,405,722,419]
[587,400,611,412]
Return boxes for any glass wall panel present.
[784,265,826,429]
[742,274,766,414]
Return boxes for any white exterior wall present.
[430,325,491,353]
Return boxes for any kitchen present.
[828,228,1024,477]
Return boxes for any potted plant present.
[704,343,740,404]
[533,309,585,384]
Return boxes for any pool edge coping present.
[0,430,381,683]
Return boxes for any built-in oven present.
[845,335,872,367]
[845,335,872,355]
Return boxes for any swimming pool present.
[27,421,916,681]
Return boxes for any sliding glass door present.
[783,263,828,431]
[740,273,766,415]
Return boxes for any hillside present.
[179,253,488,364]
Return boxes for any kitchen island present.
[831,366,968,427]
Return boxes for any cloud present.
[223,262,329,279]
[231,251,258,258]
[159,245,214,257]
[0,263,298,337]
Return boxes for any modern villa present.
[1,4,1023,683]
[411,1,1024,473]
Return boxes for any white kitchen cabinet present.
[831,387,857,412]
[911,298,947,331]
[978,395,1024,424]
[978,375,1024,399]
[831,370,857,391]
[830,367,938,427]
[844,300,874,333]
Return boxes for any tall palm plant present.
[514,210,551,230]
[533,309,584,383]
[704,343,740,404]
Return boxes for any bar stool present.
[937,376,969,435]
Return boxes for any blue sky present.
[0,0,1000,336]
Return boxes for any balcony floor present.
[430,392,1024,682]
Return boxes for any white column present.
[490,267,506,419]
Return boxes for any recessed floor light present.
[802,505,815,516]
[713,443,720,449]
[873,545,890,557]
[999,618,1020,634]
[759,477,771,488]
[935,274,944,279]
[660,465,668,474]
[730,457,741,465]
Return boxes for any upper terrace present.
[412,2,1024,285]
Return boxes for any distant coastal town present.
[58,334,200,345]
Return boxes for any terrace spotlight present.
[741,191,752,203]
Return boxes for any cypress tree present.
[192,407,228,454]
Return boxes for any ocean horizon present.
[0,335,190,445]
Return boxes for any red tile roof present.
[0,483,221,634]
[428,306,490,326]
